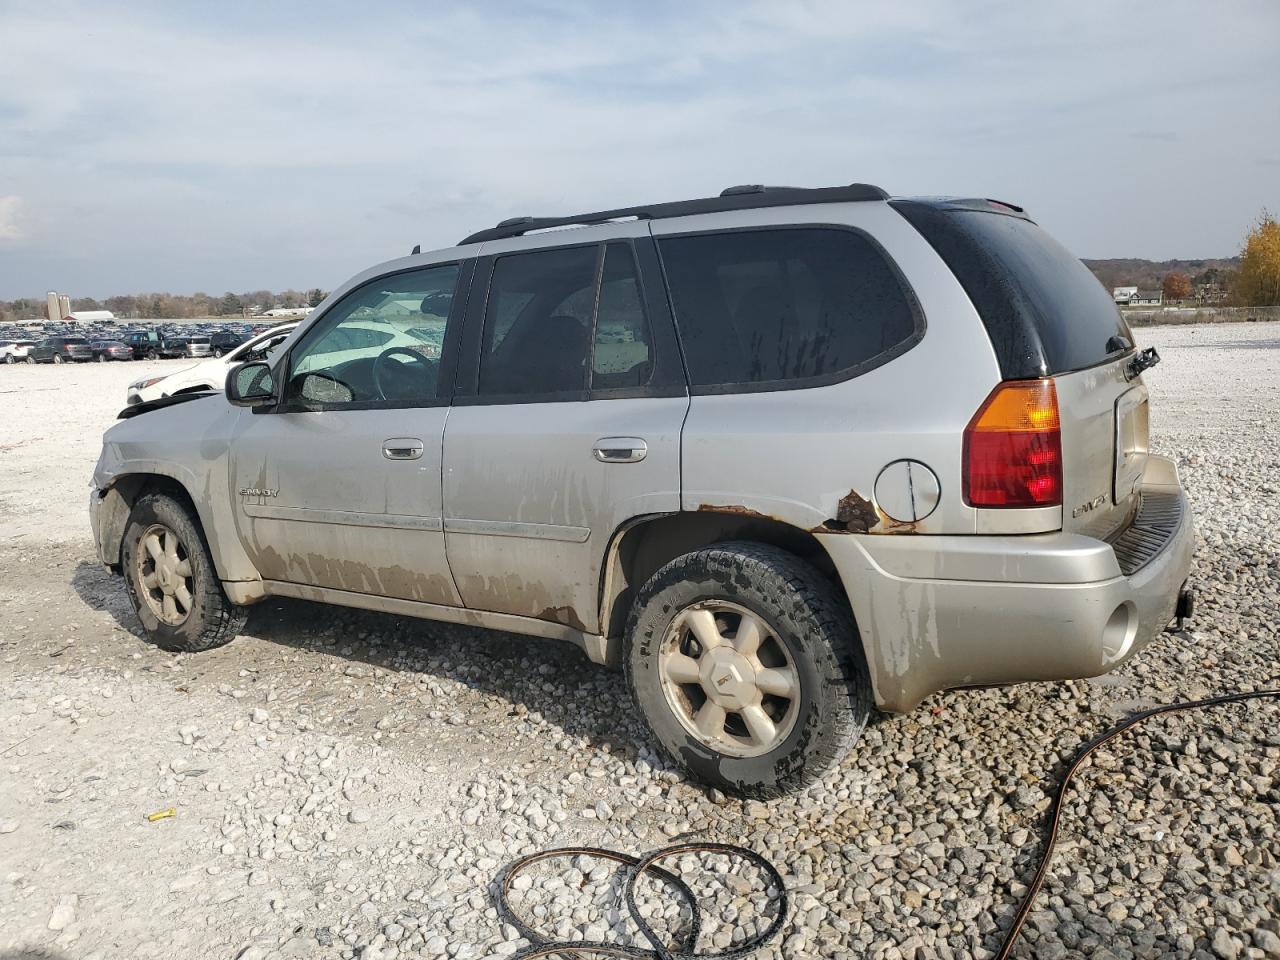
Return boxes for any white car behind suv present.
[1,340,37,363]
[128,324,297,404]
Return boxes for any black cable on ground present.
[491,689,1280,959]
[993,686,1280,960]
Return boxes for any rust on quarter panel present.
[818,490,879,534]
[696,503,774,521]
[815,489,919,536]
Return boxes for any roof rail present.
[458,183,889,245]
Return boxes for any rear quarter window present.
[891,201,1132,377]
[657,226,922,391]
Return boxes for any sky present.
[0,0,1277,300]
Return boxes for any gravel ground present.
[1,323,1278,960]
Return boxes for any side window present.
[478,246,598,397]
[285,264,460,407]
[591,243,653,390]
[658,228,921,388]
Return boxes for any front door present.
[229,260,471,605]
[443,230,688,634]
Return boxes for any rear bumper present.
[821,455,1194,712]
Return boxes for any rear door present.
[442,227,687,634]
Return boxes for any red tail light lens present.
[963,379,1062,507]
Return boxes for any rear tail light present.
[963,379,1062,507]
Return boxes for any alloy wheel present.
[658,600,801,758]
[135,523,195,626]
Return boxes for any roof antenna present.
[410,244,421,255]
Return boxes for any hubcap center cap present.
[700,649,756,708]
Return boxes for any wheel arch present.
[598,510,861,665]
[95,470,260,588]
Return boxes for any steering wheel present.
[372,346,434,401]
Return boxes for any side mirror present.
[226,361,277,407]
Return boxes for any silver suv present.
[91,184,1195,796]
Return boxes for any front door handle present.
[593,437,647,463]
[383,438,424,460]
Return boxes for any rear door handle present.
[593,437,647,463]
[383,438,424,460]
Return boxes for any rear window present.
[657,227,922,390]
[892,201,1131,378]
[64,337,87,344]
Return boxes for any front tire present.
[213,348,224,358]
[625,542,871,798]
[121,493,247,652]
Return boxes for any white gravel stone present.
[48,893,77,931]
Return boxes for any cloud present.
[0,196,21,242]
[0,0,1277,296]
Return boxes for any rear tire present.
[213,348,224,358]
[625,541,871,798]
[53,353,63,365]
[121,493,247,653]
[97,353,106,362]
[26,355,35,364]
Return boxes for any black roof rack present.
[458,182,889,245]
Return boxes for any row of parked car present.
[125,323,298,403]
[0,325,277,365]
[0,324,299,411]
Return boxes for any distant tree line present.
[1088,211,1280,307]
[0,288,328,325]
